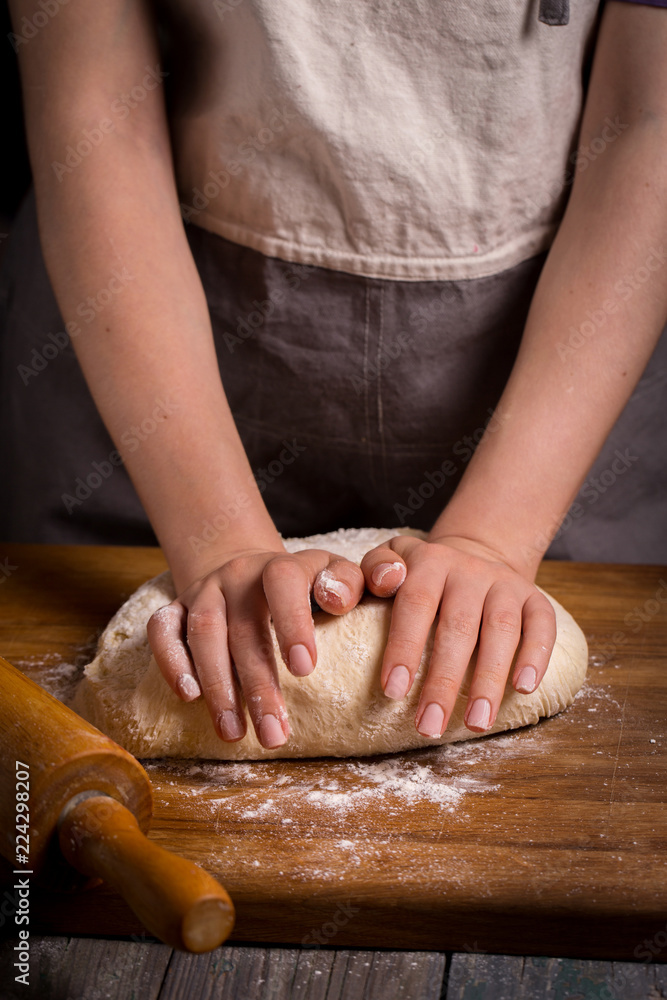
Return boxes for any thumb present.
[310,556,365,616]
[360,546,407,597]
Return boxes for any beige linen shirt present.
[172,0,602,280]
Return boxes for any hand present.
[147,547,365,749]
[360,534,557,736]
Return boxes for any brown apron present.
[1,189,665,563]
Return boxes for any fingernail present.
[259,713,287,748]
[515,665,537,693]
[289,643,314,676]
[417,702,445,738]
[314,569,352,607]
[371,562,406,589]
[218,709,245,741]
[466,697,492,731]
[176,673,201,701]
[384,665,411,700]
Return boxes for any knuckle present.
[331,555,362,577]
[274,610,313,640]
[441,610,478,642]
[147,604,180,634]
[386,631,428,664]
[263,554,299,586]
[485,609,521,635]
[186,609,222,639]
[474,664,510,688]
[425,671,463,701]
[530,591,556,615]
[222,556,251,583]
[397,589,438,618]
[200,675,235,700]
[229,624,276,663]
[533,604,558,635]
[240,677,280,711]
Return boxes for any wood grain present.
[1,544,666,959]
[445,954,667,999]
[2,938,667,998]
[0,936,172,1000]
[161,945,443,1000]
[0,936,447,1000]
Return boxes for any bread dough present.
[72,527,588,759]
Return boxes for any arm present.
[363,1,667,735]
[10,0,363,747]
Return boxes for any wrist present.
[428,517,544,581]
[161,507,284,592]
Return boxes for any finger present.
[147,602,202,702]
[312,556,365,615]
[185,584,247,743]
[378,561,444,703]
[224,583,290,749]
[463,584,524,733]
[414,581,485,738]
[511,591,557,694]
[262,555,316,676]
[361,544,408,597]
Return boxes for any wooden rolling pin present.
[0,655,234,952]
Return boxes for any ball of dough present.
[72,528,588,759]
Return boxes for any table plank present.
[0,935,171,1000]
[445,954,667,999]
[162,945,446,1000]
[329,950,447,1000]
[1,546,666,959]
[0,934,448,1000]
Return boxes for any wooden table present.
[1,544,666,974]
[1,938,667,1000]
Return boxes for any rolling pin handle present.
[58,793,235,952]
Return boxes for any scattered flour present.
[15,638,98,706]
[144,747,504,855]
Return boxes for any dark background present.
[1,2,32,256]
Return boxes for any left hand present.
[360,534,557,736]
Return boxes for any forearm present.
[13,0,280,589]
[433,10,667,576]
[39,160,279,586]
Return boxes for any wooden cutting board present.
[1,544,666,960]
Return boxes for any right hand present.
[147,547,365,749]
